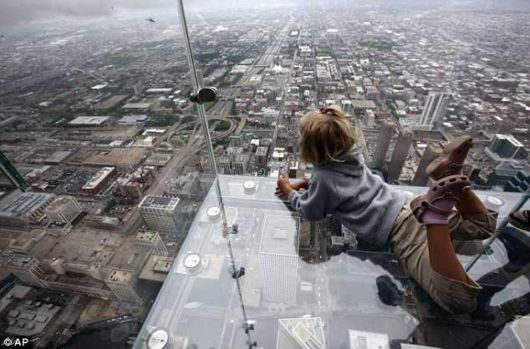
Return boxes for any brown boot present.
[426,135,473,181]
[411,175,471,224]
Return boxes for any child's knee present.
[481,212,498,237]
[430,271,482,315]
[461,212,498,240]
[440,294,478,315]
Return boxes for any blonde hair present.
[299,105,357,164]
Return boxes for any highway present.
[147,20,294,196]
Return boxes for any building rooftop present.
[136,232,158,243]
[0,191,54,216]
[106,269,133,284]
[69,116,110,126]
[6,298,60,336]
[351,99,377,109]
[45,196,75,212]
[81,167,115,191]
[135,176,530,349]
[0,285,31,313]
[118,114,150,125]
[495,134,524,147]
[278,317,326,348]
[28,229,119,264]
[138,255,174,283]
[146,88,173,94]
[259,213,298,255]
[25,227,148,271]
[138,196,180,210]
[123,102,152,110]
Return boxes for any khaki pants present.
[388,198,498,314]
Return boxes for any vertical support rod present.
[465,190,530,272]
[176,0,228,233]
[175,2,254,347]
[227,238,255,348]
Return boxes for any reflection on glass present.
[135,176,529,348]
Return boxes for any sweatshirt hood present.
[314,151,365,176]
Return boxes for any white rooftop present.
[139,195,180,210]
[69,116,110,125]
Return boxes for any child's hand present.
[275,175,294,198]
[291,179,309,191]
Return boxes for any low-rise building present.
[81,167,117,195]
[68,116,110,126]
[0,191,56,228]
[115,166,158,199]
[45,196,82,224]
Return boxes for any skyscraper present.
[135,232,168,257]
[217,146,249,175]
[388,127,414,183]
[372,120,395,169]
[276,317,326,349]
[138,196,183,235]
[412,143,442,186]
[504,171,530,193]
[418,92,451,130]
[488,134,525,159]
[258,214,299,305]
[105,269,145,305]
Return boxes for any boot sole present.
[426,135,473,180]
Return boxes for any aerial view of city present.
[0,0,529,348]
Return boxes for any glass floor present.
[135,176,530,349]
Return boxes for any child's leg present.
[411,176,472,282]
[427,224,468,283]
[389,211,481,314]
[411,182,472,283]
[455,190,488,214]
[392,135,495,312]
[400,175,483,313]
[449,190,498,241]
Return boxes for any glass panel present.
[137,176,529,348]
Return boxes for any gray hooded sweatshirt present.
[288,152,407,247]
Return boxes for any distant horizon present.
[1,0,530,27]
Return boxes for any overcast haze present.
[0,0,173,26]
[1,0,529,26]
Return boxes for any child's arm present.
[290,178,309,191]
[287,177,337,221]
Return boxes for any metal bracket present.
[232,267,245,279]
[244,323,255,334]
[189,87,218,105]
